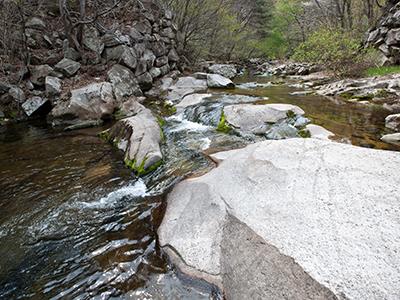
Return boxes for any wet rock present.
[22,96,51,117]
[107,64,142,101]
[208,64,237,79]
[176,93,212,110]
[102,104,163,174]
[316,74,400,100]
[8,87,25,103]
[25,17,46,30]
[54,58,81,77]
[223,104,305,134]
[159,138,400,300]
[51,82,115,124]
[207,74,235,88]
[64,120,103,131]
[105,45,137,70]
[30,65,53,86]
[305,124,334,140]
[385,113,400,131]
[0,110,4,118]
[45,76,62,96]
[82,25,104,55]
[381,132,400,145]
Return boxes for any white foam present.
[169,120,212,133]
[78,180,148,209]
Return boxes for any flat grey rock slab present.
[224,103,305,133]
[159,139,400,300]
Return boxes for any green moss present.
[340,92,354,99]
[374,89,390,98]
[113,108,127,120]
[163,102,177,116]
[286,110,296,119]
[217,111,232,133]
[298,129,311,138]
[124,156,163,176]
[157,116,166,127]
[98,130,110,141]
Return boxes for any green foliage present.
[290,28,375,76]
[258,0,304,58]
[365,65,400,77]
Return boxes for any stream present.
[1,75,399,299]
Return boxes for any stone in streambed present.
[381,132,400,145]
[101,103,163,175]
[207,74,235,88]
[385,113,400,131]
[159,138,400,300]
[223,103,305,134]
[208,64,237,79]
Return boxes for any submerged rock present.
[101,104,163,174]
[159,139,400,300]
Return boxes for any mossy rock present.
[124,157,163,176]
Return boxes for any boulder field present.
[158,138,400,300]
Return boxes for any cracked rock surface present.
[158,138,400,299]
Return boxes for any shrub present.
[291,28,380,77]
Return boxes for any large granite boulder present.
[208,64,237,79]
[223,103,305,134]
[159,138,400,300]
[107,64,142,100]
[51,82,115,124]
[101,103,163,174]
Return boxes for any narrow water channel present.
[1,76,398,299]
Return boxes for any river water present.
[1,76,399,299]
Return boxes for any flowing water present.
[1,75,399,299]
